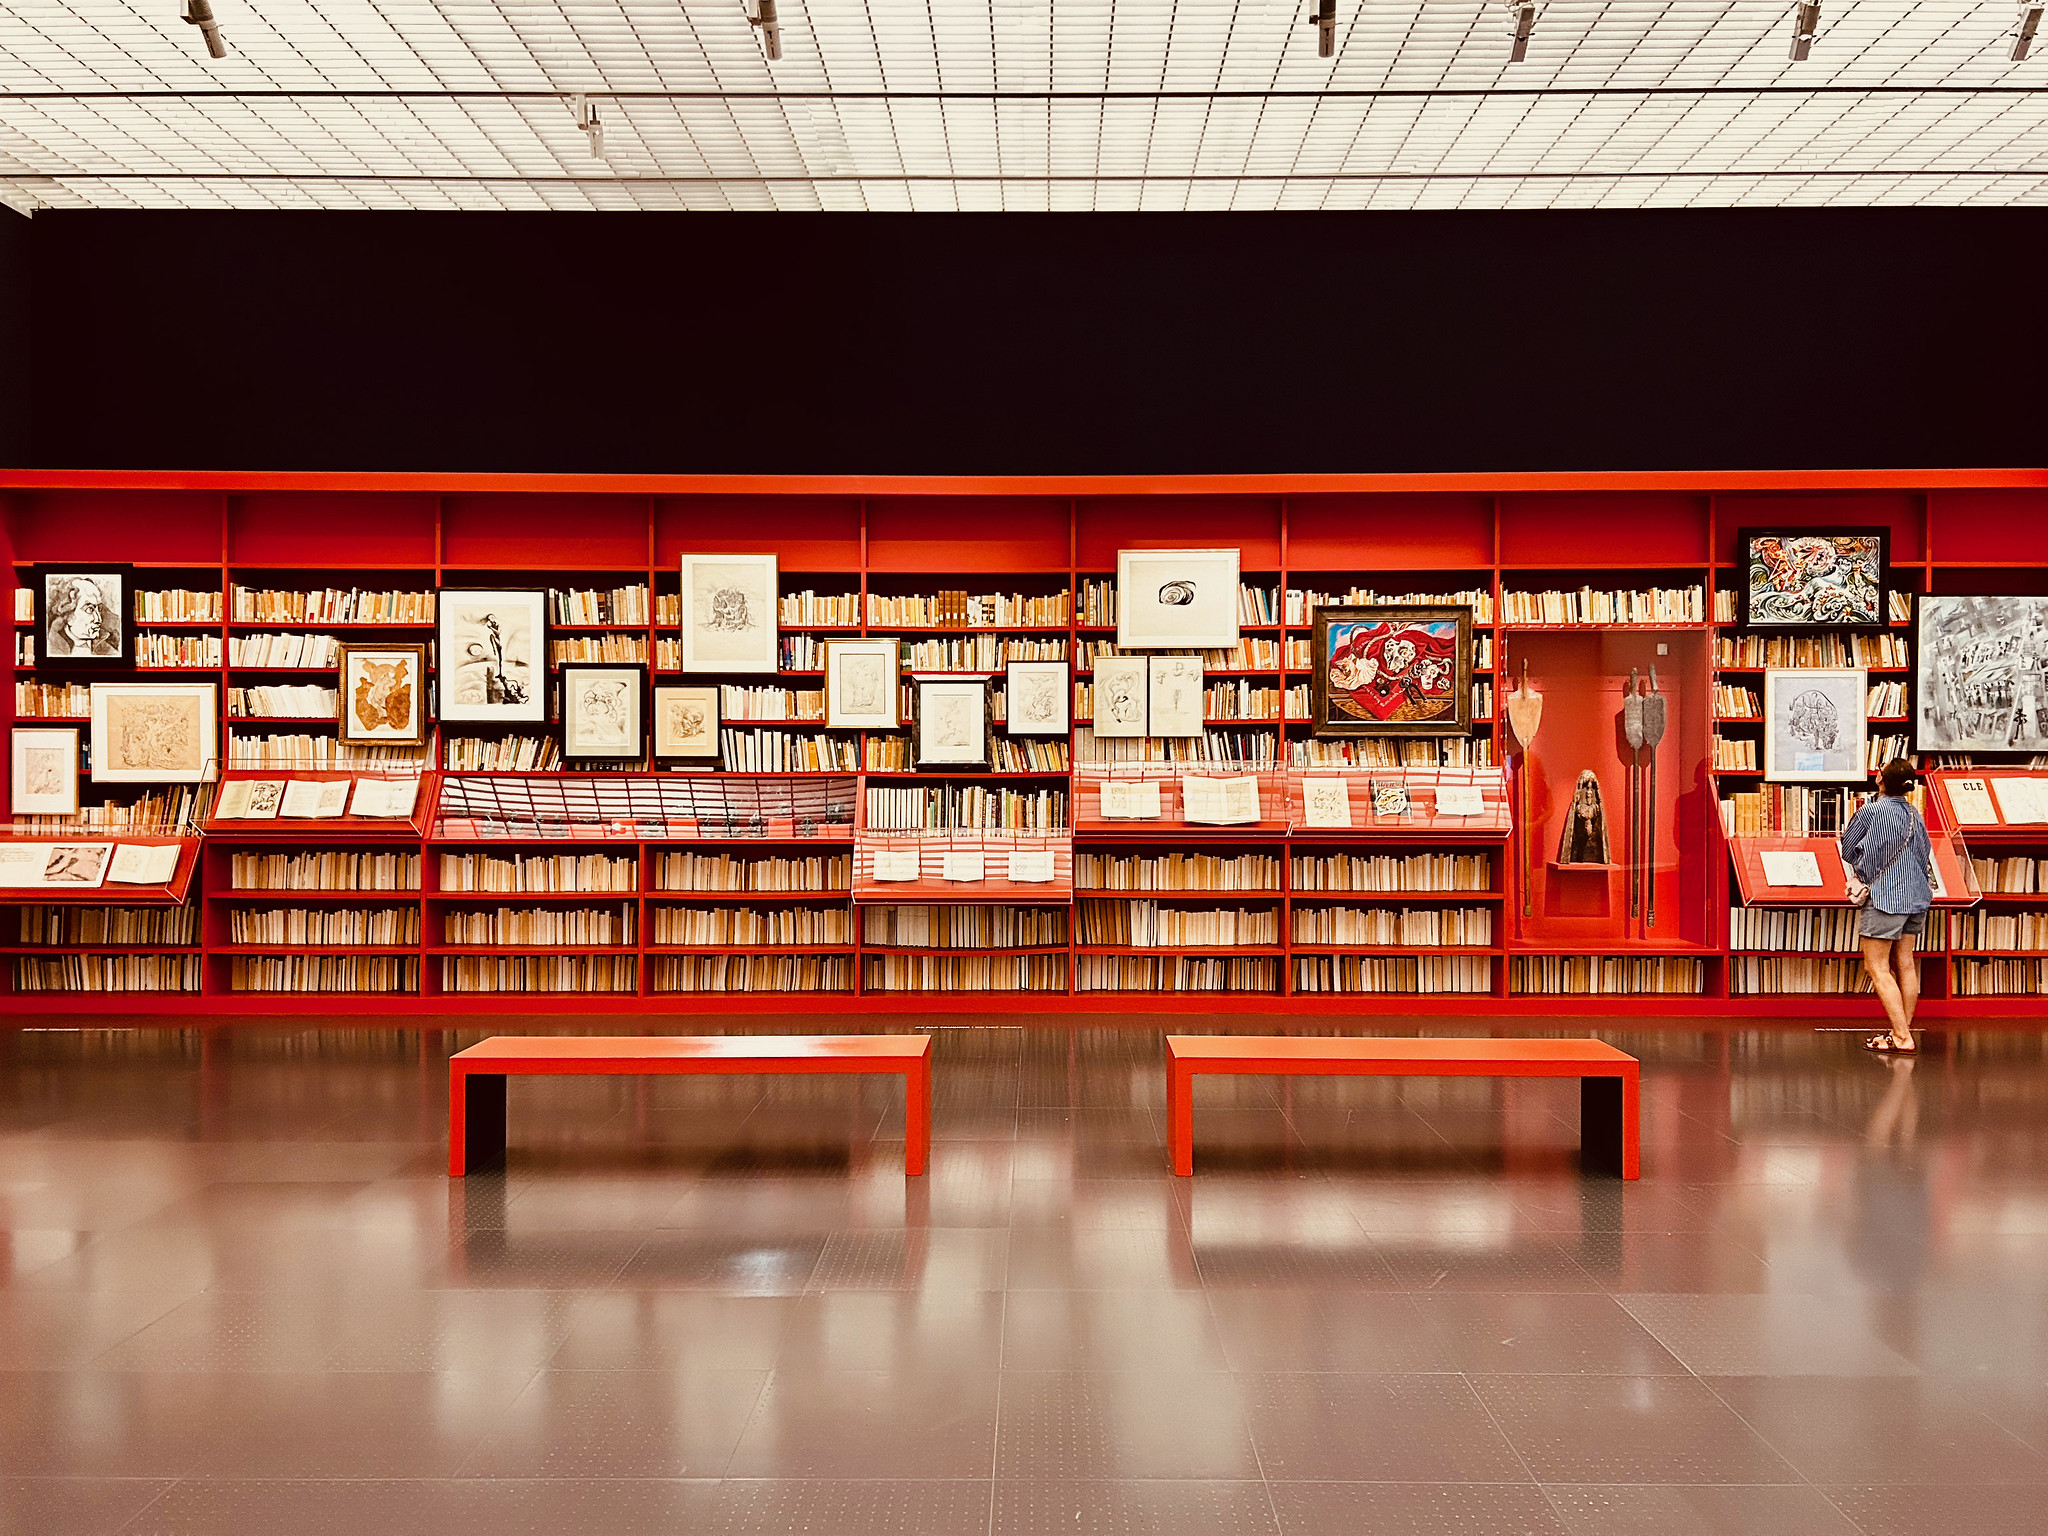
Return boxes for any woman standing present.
[1839,758,1934,1054]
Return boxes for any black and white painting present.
[31,564,132,667]
[653,685,719,759]
[1116,548,1240,649]
[915,678,989,769]
[824,638,899,730]
[440,589,546,723]
[681,554,779,674]
[1916,594,2048,754]
[1146,655,1205,738]
[10,726,79,816]
[89,682,217,784]
[1004,660,1069,736]
[561,663,645,759]
[1091,655,1149,739]
[1764,666,1868,783]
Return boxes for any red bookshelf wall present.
[4,469,2047,1019]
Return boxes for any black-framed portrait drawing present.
[1116,548,1240,649]
[439,589,546,724]
[89,681,217,784]
[11,726,80,816]
[1004,660,1069,736]
[680,553,779,674]
[337,643,428,747]
[31,564,132,667]
[1740,528,1889,629]
[915,677,990,769]
[1916,594,2048,755]
[560,663,646,760]
[1764,667,1869,782]
[823,638,899,730]
[653,685,720,760]
[1310,605,1473,738]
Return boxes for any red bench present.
[448,1035,933,1177]
[1166,1035,1640,1179]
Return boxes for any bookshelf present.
[3,471,2046,1015]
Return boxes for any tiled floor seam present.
[1459,1366,1572,1530]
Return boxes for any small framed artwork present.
[1764,667,1869,782]
[89,681,217,784]
[681,553,779,674]
[440,589,546,723]
[1116,548,1240,649]
[561,664,646,760]
[1311,605,1473,737]
[1916,594,2048,755]
[1146,655,1205,737]
[338,643,427,747]
[1004,660,1070,736]
[1741,528,1888,629]
[824,638,899,730]
[915,677,990,769]
[11,727,80,816]
[653,685,720,760]
[1091,654,1149,738]
[30,564,133,666]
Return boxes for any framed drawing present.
[1310,605,1473,738]
[338,643,427,747]
[89,681,217,784]
[1116,548,1240,649]
[1004,660,1069,736]
[11,727,80,816]
[681,553,779,674]
[1916,594,2048,755]
[1764,667,1868,782]
[915,677,989,769]
[1146,655,1205,738]
[561,664,645,760]
[439,589,545,723]
[1741,528,1888,629]
[1091,655,1149,738]
[653,685,720,760]
[30,563,132,666]
[824,638,899,730]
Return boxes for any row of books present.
[550,586,648,625]
[15,681,90,716]
[655,905,853,944]
[1714,738,1759,772]
[1501,586,1705,626]
[230,907,422,944]
[864,785,1068,830]
[1291,852,1493,892]
[445,956,637,992]
[16,905,200,945]
[15,955,203,991]
[656,955,852,992]
[898,636,1066,671]
[1078,640,1286,670]
[1715,633,1909,668]
[1953,959,2048,995]
[1867,681,1909,716]
[863,954,1068,990]
[230,633,344,667]
[860,905,1067,947]
[437,853,637,893]
[231,851,421,891]
[1953,911,2048,951]
[232,587,436,624]
[720,729,859,773]
[1508,955,1706,994]
[232,956,421,992]
[1729,958,1875,995]
[1293,955,1494,993]
[1287,587,1496,625]
[1291,905,1495,945]
[444,906,634,945]
[721,686,825,722]
[652,852,852,891]
[444,735,561,772]
[1075,901,1279,946]
[776,590,860,627]
[1075,729,1280,765]
[1720,784,1877,836]
[553,635,647,665]
[1075,956,1280,992]
[1076,852,1282,891]
[232,736,427,767]
[867,591,1072,627]
[227,685,339,718]
[1714,685,1761,720]
[1290,738,1496,767]
[136,634,223,668]
[856,737,1069,773]
[1970,856,2048,894]
[24,786,211,832]
[1730,905,1871,953]
[135,589,224,622]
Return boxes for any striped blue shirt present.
[1839,796,1932,916]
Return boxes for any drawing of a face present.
[706,586,754,633]
[843,656,882,711]
[48,576,119,657]
[578,682,630,744]
[1787,689,1840,753]
[24,749,61,795]
[667,701,706,739]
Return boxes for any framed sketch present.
[1916,594,2048,755]
[89,681,217,784]
[681,553,778,674]
[338,643,427,746]
[440,589,545,723]
[1004,660,1069,736]
[561,664,645,760]
[1116,548,1240,649]
[30,564,132,667]
[1147,655,1205,737]
[1741,528,1888,629]
[824,638,899,730]
[653,685,720,760]
[1091,654,1149,738]
[1764,667,1868,782]
[1311,605,1473,738]
[915,677,989,769]
[11,726,80,816]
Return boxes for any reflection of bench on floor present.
[1165,1036,1640,1180]
[448,1035,933,1177]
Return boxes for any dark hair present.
[1879,758,1918,797]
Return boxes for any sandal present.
[1865,1033,1917,1055]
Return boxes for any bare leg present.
[1860,937,1911,1046]
[1865,1056,1918,1148]
[1893,933,1921,1032]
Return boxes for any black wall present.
[15,208,2047,475]
[0,210,28,469]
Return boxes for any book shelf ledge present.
[216,944,422,955]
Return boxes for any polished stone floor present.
[3,1021,2047,1535]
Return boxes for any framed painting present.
[89,681,217,784]
[1764,667,1869,782]
[11,726,80,816]
[1310,605,1473,738]
[439,589,546,723]
[653,684,720,760]
[337,643,427,747]
[1090,654,1149,738]
[1004,660,1070,736]
[1146,655,1205,738]
[30,563,133,667]
[915,677,989,769]
[824,638,899,730]
[1916,594,2048,755]
[680,553,779,674]
[1740,528,1888,629]
[561,663,646,760]
[1116,548,1240,649]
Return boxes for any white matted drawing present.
[824,638,899,729]
[1146,655,1205,737]
[915,678,989,768]
[681,554,779,674]
[653,686,720,759]
[1764,667,1868,783]
[562,664,645,759]
[1004,660,1070,736]
[439,590,546,723]
[1116,548,1240,649]
[89,682,217,784]
[1091,655,1149,739]
[11,727,80,816]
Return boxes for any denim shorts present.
[1860,908,1927,942]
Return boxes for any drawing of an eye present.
[1157,581,1196,606]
